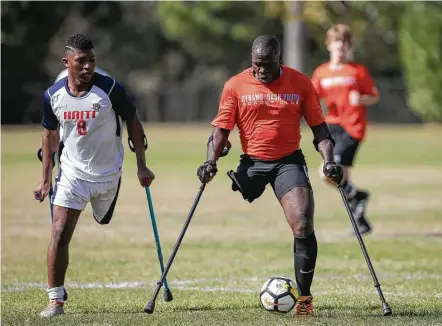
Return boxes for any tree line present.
[2,1,441,123]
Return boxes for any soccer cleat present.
[293,296,313,316]
[39,300,64,318]
[353,190,372,235]
[356,216,372,235]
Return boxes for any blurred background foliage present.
[1,1,441,124]
[399,1,442,122]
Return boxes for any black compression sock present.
[294,233,318,297]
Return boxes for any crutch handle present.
[34,192,43,201]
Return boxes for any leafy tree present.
[1,1,73,123]
[399,2,442,122]
[156,1,283,75]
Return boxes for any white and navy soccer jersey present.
[42,73,136,183]
[54,68,110,143]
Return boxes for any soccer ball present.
[260,276,297,313]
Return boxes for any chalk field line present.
[2,273,441,298]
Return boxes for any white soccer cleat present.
[39,300,64,318]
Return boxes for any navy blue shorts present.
[227,150,312,203]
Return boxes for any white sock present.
[46,286,65,302]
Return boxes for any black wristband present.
[313,133,336,152]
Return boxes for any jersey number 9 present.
[76,119,87,135]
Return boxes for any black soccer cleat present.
[353,190,372,235]
[356,216,372,235]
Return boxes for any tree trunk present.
[283,1,308,73]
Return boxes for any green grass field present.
[2,124,442,326]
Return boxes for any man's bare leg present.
[41,205,81,318]
[280,187,316,316]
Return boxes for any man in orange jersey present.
[197,35,343,317]
[312,24,379,235]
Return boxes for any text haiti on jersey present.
[63,102,101,120]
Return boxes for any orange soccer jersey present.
[311,62,378,141]
[212,65,325,161]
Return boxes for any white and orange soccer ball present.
[259,276,298,313]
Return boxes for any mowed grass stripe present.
[2,124,442,325]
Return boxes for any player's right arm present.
[33,91,59,202]
[197,82,237,184]
[349,65,379,107]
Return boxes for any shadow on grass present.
[318,304,442,318]
[383,309,442,317]
[170,303,262,312]
[69,302,262,315]
[372,232,442,239]
[339,231,442,240]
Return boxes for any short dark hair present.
[65,33,94,52]
[251,35,280,57]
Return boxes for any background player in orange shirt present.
[312,24,380,235]
[197,35,343,316]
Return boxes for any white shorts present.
[52,169,121,224]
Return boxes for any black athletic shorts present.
[227,150,312,203]
[328,124,360,167]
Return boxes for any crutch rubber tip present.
[144,301,155,314]
[163,288,173,302]
[382,302,392,316]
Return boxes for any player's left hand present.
[138,166,155,187]
[323,161,343,186]
[33,180,51,202]
[349,90,361,106]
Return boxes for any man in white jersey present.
[51,67,109,159]
[33,34,155,318]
